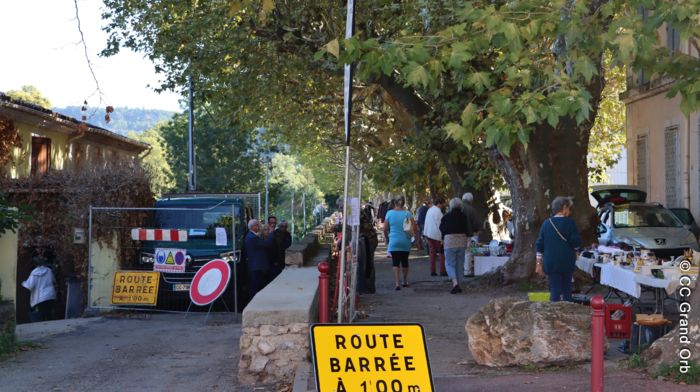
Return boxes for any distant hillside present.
[53,106,176,135]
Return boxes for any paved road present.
[1,313,247,392]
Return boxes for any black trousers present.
[30,299,55,322]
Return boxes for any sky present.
[0,0,182,112]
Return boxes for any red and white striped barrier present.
[131,228,188,242]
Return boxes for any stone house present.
[0,92,149,322]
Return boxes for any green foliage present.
[0,192,31,236]
[128,125,176,197]
[655,361,700,384]
[0,318,17,356]
[159,108,263,194]
[6,85,51,109]
[589,53,626,184]
[98,0,501,198]
[54,106,175,134]
[334,0,700,158]
[627,353,647,369]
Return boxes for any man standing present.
[462,192,482,277]
[416,200,431,251]
[269,220,292,282]
[423,197,447,276]
[245,219,274,300]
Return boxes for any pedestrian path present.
[353,244,689,391]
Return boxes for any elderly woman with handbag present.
[535,196,582,302]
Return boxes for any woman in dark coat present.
[535,196,582,302]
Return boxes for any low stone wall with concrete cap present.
[238,267,319,385]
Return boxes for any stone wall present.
[238,267,319,385]
[239,322,310,385]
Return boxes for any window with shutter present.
[667,24,681,53]
[30,136,51,176]
[664,127,680,207]
[636,135,647,192]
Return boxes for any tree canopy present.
[6,85,51,109]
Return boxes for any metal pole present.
[87,205,93,310]
[338,146,351,323]
[337,0,355,324]
[231,204,238,319]
[265,160,270,221]
[187,75,196,191]
[591,295,605,392]
[291,191,295,242]
[302,191,306,236]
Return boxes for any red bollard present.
[591,295,605,392]
[318,261,330,323]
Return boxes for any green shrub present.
[0,318,17,356]
[627,353,647,369]
[655,360,700,384]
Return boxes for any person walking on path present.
[416,200,430,251]
[440,198,473,294]
[535,196,582,302]
[423,197,447,276]
[383,196,421,290]
[461,192,482,277]
[22,250,57,322]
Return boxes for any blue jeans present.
[444,247,466,281]
[548,272,573,302]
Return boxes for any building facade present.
[0,93,148,178]
[623,24,699,219]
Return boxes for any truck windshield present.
[153,205,238,238]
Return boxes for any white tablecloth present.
[474,256,509,276]
[576,256,597,276]
[596,264,689,298]
[598,264,641,297]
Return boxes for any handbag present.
[403,214,413,236]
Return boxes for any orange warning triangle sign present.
[165,251,175,265]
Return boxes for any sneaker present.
[440,272,448,277]
[450,285,462,294]
[402,283,408,287]
[395,285,401,291]
[430,272,437,277]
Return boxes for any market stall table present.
[474,255,509,276]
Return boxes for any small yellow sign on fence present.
[310,323,434,392]
[111,271,160,306]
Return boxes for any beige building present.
[623,23,699,218]
[0,92,148,321]
[1,93,148,177]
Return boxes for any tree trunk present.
[492,121,599,283]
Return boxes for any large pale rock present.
[466,297,593,367]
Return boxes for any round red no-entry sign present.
[189,259,231,306]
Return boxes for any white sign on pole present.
[349,197,360,226]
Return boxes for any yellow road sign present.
[311,323,434,392]
[111,271,160,306]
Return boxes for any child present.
[22,250,57,322]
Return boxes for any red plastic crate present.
[604,304,632,339]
